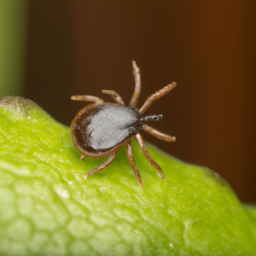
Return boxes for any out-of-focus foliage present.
[0,1,28,97]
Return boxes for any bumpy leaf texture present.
[0,96,255,256]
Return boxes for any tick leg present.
[142,124,176,142]
[81,155,86,161]
[102,90,124,105]
[71,95,104,104]
[136,133,166,183]
[129,61,141,108]
[139,82,177,114]
[125,141,143,188]
[84,151,118,179]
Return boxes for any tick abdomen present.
[87,104,139,150]
[72,103,142,157]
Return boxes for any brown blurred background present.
[23,1,256,203]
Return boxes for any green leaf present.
[0,96,256,256]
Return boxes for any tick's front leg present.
[139,82,176,113]
[142,124,176,142]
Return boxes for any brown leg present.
[142,124,176,142]
[102,90,124,105]
[129,61,141,107]
[136,133,166,183]
[71,95,104,103]
[125,141,143,188]
[81,155,86,161]
[84,151,118,179]
[139,82,177,113]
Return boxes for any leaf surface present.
[0,97,256,256]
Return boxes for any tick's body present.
[71,103,143,158]
[71,61,176,187]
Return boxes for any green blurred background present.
[0,0,28,96]
[0,0,256,204]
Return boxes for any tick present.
[71,61,176,187]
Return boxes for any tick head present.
[141,114,163,122]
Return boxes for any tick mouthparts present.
[141,114,163,122]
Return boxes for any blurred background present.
[0,0,255,203]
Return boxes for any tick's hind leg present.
[71,95,104,104]
[142,124,176,142]
[136,133,166,183]
[139,82,177,113]
[129,61,141,107]
[125,141,143,188]
[102,90,124,105]
[84,151,118,179]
